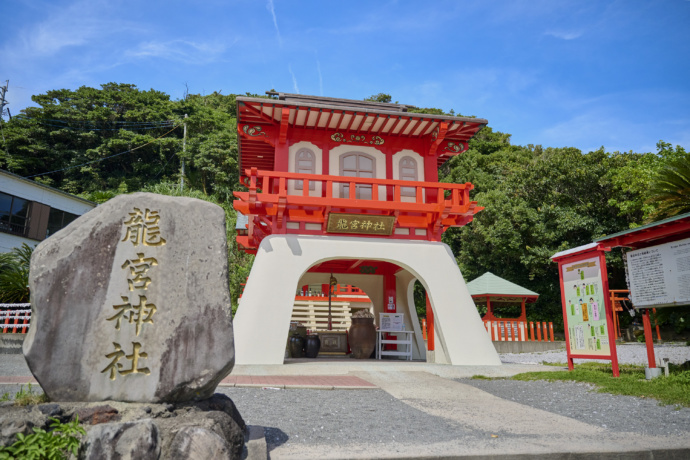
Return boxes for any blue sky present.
[1,0,689,154]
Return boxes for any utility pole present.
[0,80,8,119]
[180,113,187,191]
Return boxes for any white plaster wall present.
[0,233,38,253]
[396,269,426,360]
[0,172,95,215]
[328,145,386,200]
[287,141,322,196]
[234,235,501,366]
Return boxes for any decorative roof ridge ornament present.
[331,132,384,145]
[242,125,268,138]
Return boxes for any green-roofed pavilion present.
[466,272,539,322]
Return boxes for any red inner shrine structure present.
[233,93,487,253]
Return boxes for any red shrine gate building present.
[232,92,500,365]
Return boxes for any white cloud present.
[544,29,584,40]
[266,0,282,47]
[126,39,230,64]
[288,65,299,94]
[316,60,323,96]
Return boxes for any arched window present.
[399,156,418,197]
[295,148,315,190]
[339,152,376,199]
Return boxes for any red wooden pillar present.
[426,294,434,351]
[643,309,657,368]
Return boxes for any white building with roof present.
[0,169,96,253]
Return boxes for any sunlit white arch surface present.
[233,235,501,366]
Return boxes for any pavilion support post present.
[520,299,526,321]
[486,297,492,321]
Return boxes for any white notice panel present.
[626,237,690,308]
[379,313,405,331]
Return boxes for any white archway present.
[233,235,501,366]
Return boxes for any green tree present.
[0,243,33,303]
[646,146,690,220]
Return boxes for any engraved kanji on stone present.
[121,253,158,291]
[122,208,167,247]
[101,342,151,381]
[107,295,157,336]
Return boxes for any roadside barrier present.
[483,320,554,342]
[0,303,31,334]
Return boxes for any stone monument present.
[24,192,236,403]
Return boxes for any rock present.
[24,192,235,403]
[157,408,244,459]
[0,395,246,457]
[0,406,50,447]
[182,393,246,431]
[37,403,63,417]
[80,419,160,460]
[168,426,232,460]
[74,405,121,425]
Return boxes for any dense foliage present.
[1,85,688,327]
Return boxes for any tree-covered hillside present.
[1,84,688,329]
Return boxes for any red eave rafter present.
[599,220,690,249]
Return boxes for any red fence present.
[483,320,554,342]
[0,304,31,334]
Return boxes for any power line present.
[22,124,181,180]
[13,114,176,131]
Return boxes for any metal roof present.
[595,211,690,244]
[0,169,96,206]
[466,272,539,298]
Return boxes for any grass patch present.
[12,384,49,406]
[470,375,497,380]
[512,362,690,407]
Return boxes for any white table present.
[376,330,414,360]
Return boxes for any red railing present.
[483,320,555,342]
[0,304,31,334]
[234,168,482,250]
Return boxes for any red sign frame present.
[553,244,619,377]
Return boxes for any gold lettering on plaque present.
[326,213,395,236]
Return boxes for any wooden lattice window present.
[340,152,376,199]
[295,148,316,190]
[399,156,418,197]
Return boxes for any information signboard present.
[552,244,619,376]
[380,313,405,331]
[626,237,690,308]
[561,256,611,356]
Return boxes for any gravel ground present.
[459,379,690,437]
[3,345,690,453]
[216,387,492,452]
[500,342,690,366]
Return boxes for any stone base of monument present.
[0,393,251,459]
